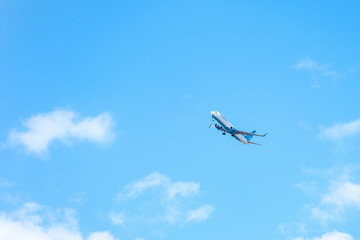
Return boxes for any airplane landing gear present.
[222,132,226,135]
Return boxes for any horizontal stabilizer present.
[248,141,261,145]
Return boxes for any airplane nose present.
[211,111,215,115]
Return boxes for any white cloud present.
[86,232,118,240]
[295,181,318,196]
[311,180,360,222]
[8,109,115,154]
[311,207,337,223]
[164,205,181,224]
[310,179,360,223]
[0,202,117,240]
[122,172,169,198]
[292,58,319,71]
[313,231,353,240]
[113,172,213,226]
[279,167,360,239]
[186,204,214,222]
[321,182,360,208]
[118,172,200,201]
[294,231,353,240]
[109,212,125,226]
[167,182,199,199]
[292,58,337,78]
[319,119,360,141]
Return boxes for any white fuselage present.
[211,111,248,144]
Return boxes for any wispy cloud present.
[113,172,213,226]
[307,168,360,224]
[117,172,200,201]
[311,180,360,223]
[186,204,214,222]
[8,109,115,155]
[322,181,360,208]
[292,58,337,78]
[0,178,12,188]
[295,181,318,196]
[0,178,22,205]
[319,118,360,141]
[109,212,125,226]
[0,202,118,240]
[292,58,337,88]
[279,165,360,239]
[294,230,353,240]
[87,232,118,240]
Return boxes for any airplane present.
[209,111,267,145]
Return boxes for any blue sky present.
[1,1,360,239]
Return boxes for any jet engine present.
[229,126,237,134]
[214,123,222,130]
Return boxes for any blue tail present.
[245,130,256,141]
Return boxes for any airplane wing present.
[236,130,267,137]
[248,141,261,145]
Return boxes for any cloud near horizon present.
[279,166,360,239]
[8,109,115,155]
[311,180,360,223]
[0,202,118,240]
[294,230,353,240]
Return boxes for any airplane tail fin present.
[245,130,256,142]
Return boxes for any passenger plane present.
[209,111,267,145]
